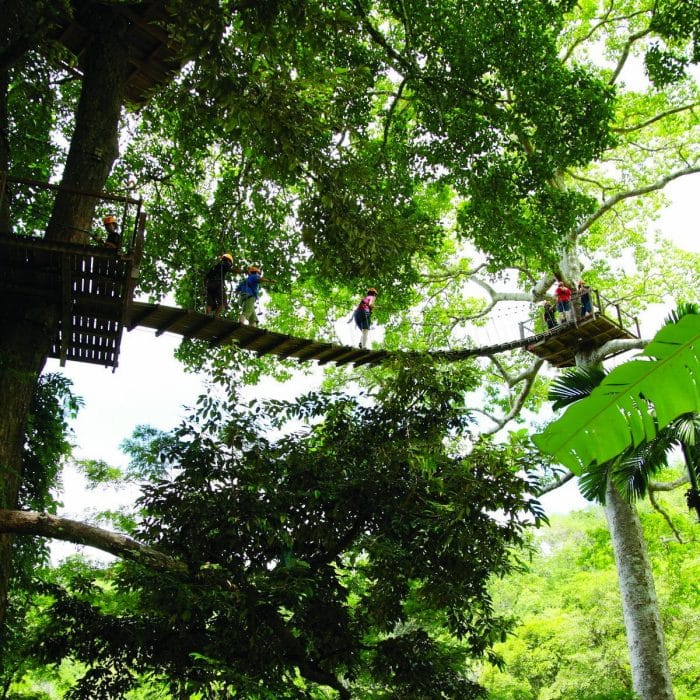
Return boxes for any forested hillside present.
[482,484,699,700]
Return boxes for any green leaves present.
[533,314,700,472]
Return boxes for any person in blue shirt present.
[236,265,276,326]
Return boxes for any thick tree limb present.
[471,277,532,303]
[576,165,700,237]
[649,475,689,492]
[582,337,648,365]
[609,26,653,85]
[0,509,188,575]
[535,469,575,496]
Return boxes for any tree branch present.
[649,475,689,492]
[614,102,700,135]
[609,26,653,85]
[0,509,189,575]
[351,0,414,76]
[482,358,545,435]
[583,337,647,365]
[535,469,576,496]
[575,165,700,237]
[648,490,684,543]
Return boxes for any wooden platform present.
[0,234,141,369]
[524,314,637,367]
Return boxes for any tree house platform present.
[0,233,143,369]
[525,314,638,367]
[50,1,184,107]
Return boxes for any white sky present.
[46,172,699,561]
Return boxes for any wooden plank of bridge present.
[126,302,386,367]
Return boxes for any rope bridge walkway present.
[126,302,636,369]
[0,175,639,371]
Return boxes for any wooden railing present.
[519,288,640,340]
[0,172,143,255]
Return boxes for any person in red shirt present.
[554,281,574,324]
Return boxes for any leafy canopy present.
[29,360,546,698]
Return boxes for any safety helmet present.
[367,287,378,295]
[103,215,117,225]
[221,253,234,264]
[248,265,261,273]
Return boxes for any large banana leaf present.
[532,314,700,473]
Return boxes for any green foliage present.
[27,363,546,698]
[482,493,700,699]
[20,373,81,512]
[533,314,700,472]
[647,0,700,85]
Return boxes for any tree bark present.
[604,479,675,700]
[0,510,189,576]
[0,1,129,633]
[46,3,129,244]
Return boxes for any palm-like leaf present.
[665,302,700,326]
[533,314,700,473]
[548,366,607,410]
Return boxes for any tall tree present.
[6,369,547,697]
[0,0,619,630]
[0,1,698,696]
[535,310,700,700]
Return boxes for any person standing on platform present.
[353,287,377,348]
[205,253,239,317]
[236,265,276,327]
[554,280,574,324]
[102,215,121,250]
[543,300,557,329]
[578,280,593,319]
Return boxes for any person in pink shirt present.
[353,287,377,348]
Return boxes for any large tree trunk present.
[46,3,128,244]
[575,342,675,699]
[0,2,128,634]
[604,471,675,699]
[0,66,9,232]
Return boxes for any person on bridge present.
[353,287,377,348]
[102,215,121,250]
[554,280,574,324]
[236,265,276,327]
[205,253,240,317]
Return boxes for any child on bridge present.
[236,265,276,327]
[353,287,377,348]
